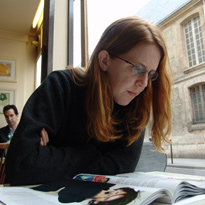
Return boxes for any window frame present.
[183,15,205,68]
[189,83,205,124]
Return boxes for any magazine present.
[0,172,204,205]
[73,172,205,204]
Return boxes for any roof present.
[135,0,192,24]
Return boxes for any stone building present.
[136,0,205,158]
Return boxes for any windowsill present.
[188,122,205,132]
[183,63,205,74]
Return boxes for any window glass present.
[190,84,205,123]
[87,0,150,57]
[184,16,205,67]
[74,0,81,67]
[36,55,42,89]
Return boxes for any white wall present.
[0,31,36,127]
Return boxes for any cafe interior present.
[0,0,88,126]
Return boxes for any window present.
[184,16,205,67]
[74,0,81,67]
[87,0,150,57]
[190,84,205,124]
[36,55,42,89]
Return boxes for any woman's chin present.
[114,100,132,106]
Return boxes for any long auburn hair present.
[68,16,172,151]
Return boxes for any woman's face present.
[103,43,162,106]
[93,189,126,203]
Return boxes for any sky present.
[74,0,150,66]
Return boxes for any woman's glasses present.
[109,53,158,81]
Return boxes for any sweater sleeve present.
[84,130,145,175]
[5,71,101,186]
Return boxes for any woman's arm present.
[84,130,145,175]
[38,128,144,176]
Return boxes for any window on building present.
[184,16,205,67]
[190,84,205,124]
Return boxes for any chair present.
[0,142,10,184]
[135,141,167,172]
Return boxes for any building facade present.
[137,0,205,158]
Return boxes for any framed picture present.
[0,59,16,82]
[0,90,15,113]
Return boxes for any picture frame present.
[0,90,15,113]
[0,59,16,82]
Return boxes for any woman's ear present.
[98,50,110,71]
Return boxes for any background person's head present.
[3,104,19,129]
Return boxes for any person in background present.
[0,104,19,143]
[5,16,172,186]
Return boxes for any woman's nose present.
[135,73,149,87]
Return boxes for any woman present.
[5,16,172,185]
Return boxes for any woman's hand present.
[40,128,49,146]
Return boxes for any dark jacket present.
[5,70,144,186]
[0,125,10,156]
[0,125,10,143]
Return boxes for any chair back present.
[135,142,167,172]
[0,142,10,184]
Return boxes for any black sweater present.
[5,70,144,185]
[0,125,10,156]
[0,125,10,143]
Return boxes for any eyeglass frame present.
[108,52,159,81]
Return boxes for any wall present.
[0,31,36,127]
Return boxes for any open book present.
[73,172,205,204]
[0,172,205,205]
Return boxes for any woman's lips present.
[127,90,137,97]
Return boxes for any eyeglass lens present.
[133,65,158,81]
[108,52,158,81]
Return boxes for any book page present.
[150,172,205,189]
[174,194,205,205]
[74,173,181,194]
[120,172,205,183]
[0,187,61,205]
[117,172,205,188]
